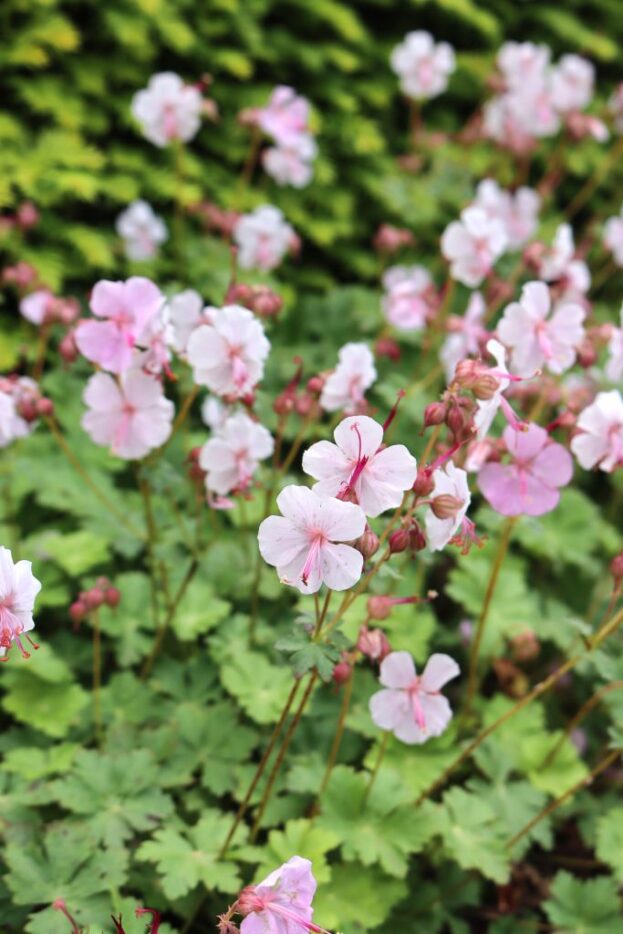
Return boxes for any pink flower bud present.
[35,397,54,418]
[446,402,465,437]
[510,629,540,662]
[611,552,623,584]
[16,201,39,230]
[306,375,324,395]
[59,330,78,364]
[332,660,353,685]
[105,586,121,608]
[355,527,380,560]
[412,467,434,498]
[367,596,393,620]
[375,338,401,362]
[373,223,414,254]
[357,624,391,660]
[576,337,598,369]
[84,587,105,610]
[424,401,447,427]
[430,493,464,520]
[388,528,409,554]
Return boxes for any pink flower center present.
[229,348,249,389]
[407,680,427,730]
[301,531,326,586]
[534,319,554,360]
[162,103,179,140]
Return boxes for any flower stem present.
[540,680,623,770]
[565,135,623,221]
[172,139,185,263]
[464,516,516,717]
[507,749,620,851]
[316,672,354,804]
[137,467,161,631]
[92,608,102,744]
[417,605,623,805]
[250,671,318,841]
[140,558,198,679]
[218,678,301,857]
[361,731,389,809]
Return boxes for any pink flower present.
[424,462,471,551]
[302,415,417,518]
[20,289,54,326]
[571,390,623,473]
[538,224,590,296]
[263,135,316,188]
[497,42,551,90]
[76,277,164,374]
[82,369,174,460]
[0,545,41,658]
[441,292,486,382]
[320,343,377,414]
[257,87,311,145]
[234,205,296,272]
[603,210,623,267]
[441,207,507,288]
[116,200,167,261]
[478,423,573,516]
[472,339,522,440]
[473,180,540,250]
[497,280,586,376]
[186,305,270,399]
[381,265,436,331]
[166,289,205,354]
[369,651,460,744]
[131,72,202,147]
[199,412,274,495]
[550,54,594,114]
[238,856,328,934]
[606,306,623,382]
[0,382,31,448]
[258,485,366,594]
[390,31,456,100]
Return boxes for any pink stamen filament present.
[230,353,249,389]
[269,903,333,934]
[344,421,369,492]
[499,396,527,432]
[382,389,406,432]
[301,534,324,586]
[409,686,426,731]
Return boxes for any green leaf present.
[595,807,623,883]
[544,871,622,933]
[2,670,88,738]
[171,577,231,641]
[313,863,407,931]
[220,649,297,724]
[251,819,341,884]
[38,529,110,576]
[436,787,510,884]
[276,627,348,681]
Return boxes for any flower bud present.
[105,586,121,608]
[446,402,465,437]
[430,493,464,520]
[16,201,39,230]
[332,660,353,685]
[355,527,380,560]
[388,528,409,553]
[84,587,105,610]
[367,595,394,620]
[423,401,447,427]
[375,338,401,362]
[273,393,295,416]
[412,467,434,498]
[357,625,391,661]
[35,397,54,418]
[576,338,598,369]
[69,600,86,624]
[59,330,78,363]
[294,393,314,417]
[470,374,500,401]
[306,375,324,395]
[373,223,414,254]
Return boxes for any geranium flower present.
[258,485,366,594]
[497,41,551,90]
[0,545,41,658]
[441,206,507,287]
[76,277,164,374]
[320,343,377,414]
[257,86,311,145]
[603,208,623,266]
[550,54,594,114]
[237,856,329,934]
[82,369,174,460]
[186,305,270,399]
[478,423,573,516]
[424,462,471,551]
[302,415,417,517]
[262,134,317,188]
[199,412,274,496]
[606,306,623,382]
[571,390,623,473]
[390,31,456,100]
[441,292,486,383]
[234,205,296,271]
[469,339,525,440]
[538,224,590,296]
[165,289,205,354]
[473,179,541,250]
[497,280,585,376]
[0,378,34,448]
[131,72,202,147]
[381,265,436,331]
[19,289,54,326]
[369,650,460,744]
[116,200,167,262]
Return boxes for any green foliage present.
[543,871,623,934]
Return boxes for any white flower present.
[571,390,623,473]
[497,42,551,91]
[262,134,317,188]
[233,205,295,271]
[441,206,507,287]
[382,265,435,331]
[441,292,486,384]
[550,54,594,114]
[199,412,273,495]
[606,305,623,383]
[131,72,202,147]
[166,289,205,354]
[186,305,270,399]
[200,395,230,431]
[390,31,456,100]
[320,343,377,414]
[603,209,623,267]
[539,224,590,296]
[473,179,540,250]
[425,462,471,551]
[0,546,41,657]
[116,200,168,261]
[258,485,366,594]
[302,415,417,518]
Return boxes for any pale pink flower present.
[258,485,366,594]
[302,415,417,518]
[381,265,435,331]
[257,87,310,145]
[369,651,460,744]
[550,54,594,114]
[571,390,623,473]
[606,305,623,382]
[263,134,316,188]
[199,412,274,496]
[82,369,174,460]
[20,289,54,326]
[116,200,167,261]
[472,339,526,441]
[473,180,541,250]
[166,289,204,354]
[424,462,471,551]
[479,423,572,516]
[234,205,296,272]
[0,377,39,447]
[135,310,174,377]
[441,292,486,382]
[76,277,164,374]
[390,31,456,100]
[603,209,623,266]
[497,280,586,376]
[238,856,326,934]
[131,72,202,147]
[201,395,229,431]
[320,343,377,414]
[186,305,270,399]
[441,207,507,287]
[0,545,41,658]
[538,224,590,295]
[497,42,551,91]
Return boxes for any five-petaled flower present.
[571,390,623,473]
[320,343,377,414]
[0,546,41,659]
[237,856,330,934]
[131,72,203,147]
[187,305,270,400]
[199,412,274,496]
